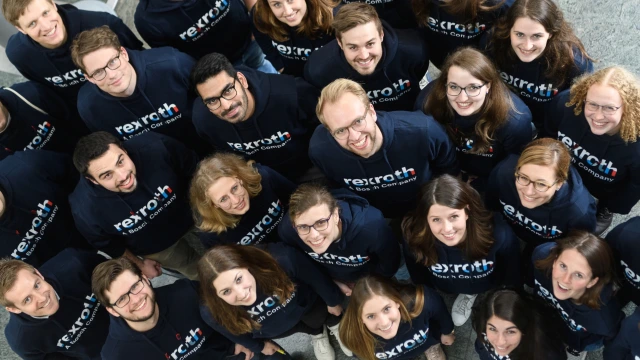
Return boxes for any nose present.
[456,90,469,101]
[496,333,507,346]
[220,96,235,110]
[358,47,370,60]
[523,38,533,49]
[283,2,293,14]
[229,192,242,204]
[105,66,119,79]
[117,168,129,181]
[591,107,606,119]
[561,271,572,284]
[443,220,453,232]
[347,126,362,140]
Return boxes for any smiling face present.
[269,0,307,27]
[515,163,562,209]
[207,176,250,216]
[446,66,490,117]
[485,315,522,356]
[361,295,401,339]
[16,0,67,49]
[213,268,257,306]
[293,204,341,254]
[196,71,254,123]
[337,22,384,76]
[427,204,468,246]
[104,271,158,323]
[86,144,138,193]
[584,83,623,136]
[4,269,60,317]
[510,17,551,62]
[552,248,599,302]
[83,47,137,98]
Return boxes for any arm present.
[426,117,459,176]
[484,162,503,212]
[160,133,199,179]
[494,219,522,288]
[370,222,401,278]
[263,166,296,202]
[250,18,284,71]
[26,151,78,192]
[423,285,455,336]
[17,81,70,122]
[122,249,162,279]
[286,246,344,307]
[502,103,533,155]
[402,240,433,286]
[600,161,640,214]
[199,305,267,353]
[295,77,321,128]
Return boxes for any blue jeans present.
[235,40,278,74]
[583,339,604,352]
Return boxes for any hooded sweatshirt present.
[0,150,86,266]
[605,217,640,306]
[474,332,567,360]
[278,188,401,282]
[200,242,344,353]
[0,81,76,160]
[603,308,640,360]
[415,81,533,178]
[340,0,416,29]
[101,279,233,360]
[309,110,458,218]
[304,21,430,112]
[532,242,624,352]
[485,155,596,245]
[69,132,198,258]
[192,67,319,179]
[199,164,296,247]
[5,248,110,360]
[135,0,252,61]
[403,213,521,294]
[546,90,640,214]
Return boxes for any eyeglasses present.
[585,101,622,115]
[112,277,145,308]
[89,52,122,81]
[215,179,245,209]
[446,83,486,97]
[332,108,369,139]
[295,213,333,235]
[514,172,558,192]
[203,79,239,110]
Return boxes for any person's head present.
[514,138,570,209]
[535,230,617,308]
[567,66,640,142]
[288,184,341,254]
[3,0,67,49]
[70,26,136,98]
[190,53,254,123]
[253,0,334,43]
[316,79,382,158]
[73,132,137,193]
[0,259,59,317]
[332,3,384,76]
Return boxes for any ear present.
[586,276,599,289]
[15,26,26,35]
[119,47,129,62]
[380,30,384,43]
[486,82,491,93]
[34,269,44,280]
[237,72,249,89]
[336,36,343,51]
[5,306,22,314]
[86,176,99,186]
[555,181,564,191]
[369,103,377,123]
[106,306,121,318]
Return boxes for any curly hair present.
[413,0,505,27]
[253,0,336,42]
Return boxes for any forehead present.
[104,270,139,302]
[206,176,237,200]
[512,17,547,33]
[18,0,55,23]
[294,203,331,224]
[197,72,235,99]
[321,92,366,130]
[87,144,127,177]
[82,47,120,74]
[587,83,622,104]
[427,203,463,217]
[556,248,592,274]
[518,163,556,182]
[362,295,392,314]
[213,268,245,291]
[447,66,483,85]
[486,315,518,330]
[340,22,381,43]
[5,269,40,302]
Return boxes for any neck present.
[371,124,384,154]
[243,90,256,121]
[126,303,160,332]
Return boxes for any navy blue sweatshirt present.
[474,332,567,360]
[278,188,401,282]
[5,248,110,360]
[341,0,416,29]
[404,213,521,294]
[304,22,430,112]
[605,217,640,306]
[69,132,198,258]
[0,82,76,160]
[192,67,319,179]
[199,164,296,247]
[485,155,596,245]
[200,243,344,353]
[309,110,458,218]
[603,308,640,360]
[532,242,624,352]
[102,279,233,360]
[546,90,640,214]
[135,0,252,61]
[0,150,86,266]
[415,82,533,178]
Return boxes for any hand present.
[327,304,343,316]
[333,280,353,297]
[278,68,284,73]
[261,341,282,356]
[139,258,163,279]
[234,343,254,360]
[440,333,456,346]
[466,175,478,184]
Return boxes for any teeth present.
[134,298,146,311]
[523,194,535,201]
[45,26,55,36]
[380,322,392,331]
[357,58,373,65]
[353,137,367,147]
[457,102,471,107]
[309,237,324,245]
[520,48,535,54]
[41,297,50,309]
[558,283,569,290]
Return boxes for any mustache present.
[222,102,241,117]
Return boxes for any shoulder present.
[532,242,555,261]
[6,33,33,60]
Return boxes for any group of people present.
[0,0,639,359]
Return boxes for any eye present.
[534,34,542,39]
[604,106,616,112]
[355,118,365,125]
[366,42,374,48]
[220,196,228,203]
[222,289,230,296]
[366,314,374,319]
[348,46,356,51]
[34,281,40,289]
[231,185,239,193]
[117,295,127,304]
[469,85,481,91]
[28,21,36,28]
[109,58,118,67]
[43,10,49,16]
[574,273,583,279]
[223,88,234,96]
[103,173,112,180]
[507,330,518,335]
[334,128,346,136]
[271,2,281,7]
[236,276,242,284]
[488,326,497,332]
[24,296,31,305]
[431,217,440,223]
[118,159,124,166]
[448,84,460,91]
[451,215,459,220]
[383,306,390,312]
[559,263,566,270]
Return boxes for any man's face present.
[83,47,136,98]
[104,271,157,323]
[16,0,67,49]
[86,144,138,193]
[337,22,384,76]
[196,71,253,123]
[5,269,60,317]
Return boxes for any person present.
[304,3,430,112]
[310,78,458,219]
[69,131,201,280]
[278,184,401,296]
[198,243,350,360]
[471,288,567,360]
[545,66,640,235]
[340,0,416,29]
[605,217,640,307]
[70,26,208,154]
[2,248,110,360]
[251,0,337,76]
[339,275,455,360]
[532,231,624,360]
[487,0,592,129]
[413,0,514,68]
[603,308,640,360]
[402,175,520,326]
[190,153,296,247]
[191,53,320,180]
[416,47,532,189]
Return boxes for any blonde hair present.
[332,3,383,41]
[0,259,36,307]
[2,0,54,26]
[316,78,371,126]
[516,138,571,183]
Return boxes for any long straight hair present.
[253,0,336,42]
[413,0,505,27]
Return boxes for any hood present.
[138,0,200,12]
[331,188,370,245]
[545,165,589,211]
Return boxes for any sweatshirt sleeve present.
[133,13,167,49]
[603,312,637,360]
[402,240,433,287]
[502,102,533,155]
[250,18,284,71]
[484,160,504,212]
[72,211,127,258]
[199,305,266,353]
[426,116,459,176]
[285,246,344,306]
[601,162,640,214]
[160,133,199,180]
[493,218,522,288]
[544,91,569,139]
[569,200,597,233]
[295,77,321,128]
[262,166,296,202]
[18,81,70,122]
[423,285,454,335]
[370,222,401,277]
[25,151,78,193]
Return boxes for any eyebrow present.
[203,82,234,103]
[345,37,376,47]
[487,322,518,330]
[98,154,123,179]
[218,271,241,295]
[519,173,551,183]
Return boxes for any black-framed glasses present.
[515,172,558,192]
[112,277,145,308]
[295,213,333,235]
[215,179,245,209]
[89,52,122,81]
[332,108,368,140]
[584,101,622,115]
[203,78,239,110]
[446,83,486,97]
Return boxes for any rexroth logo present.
[620,260,640,290]
[557,131,617,180]
[11,199,56,261]
[271,40,320,59]
[535,279,587,332]
[500,199,562,238]
[500,72,558,101]
[238,200,284,245]
[115,103,181,139]
[165,328,204,359]
[45,69,86,88]
[226,131,291,156]
[367,79,411,104]
[375,326,430,359]
[179,0,229,41]
[113,186,175,234]
[25,121,56,150]
[308,252,370,266]
[57,294,100,349]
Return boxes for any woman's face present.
[207,176,250,216]
[446,65,490,117]
[268,0,307,27]
[515,164,562,209]
[427,203,468,246]
[510,17,551,62]
[485,315,522,356]
[361,295,401,340]
[293,204,341,254]
[552,248,599,302]
[213,268,257,306]
[584,83,624,136]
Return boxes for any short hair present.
[332,3,383,41]
[316,78,371,126]
[70,25,122,73]
[0,258,36,307]
[190,53,238,97]
[288,183,339,223]
[2,0,54,27]
[516,138,571,184]
[73,131,123,177]
[91,257,143,308]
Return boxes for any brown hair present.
[70,25,122,73]
[198,245,295,335]
[2,0,54,26]
[332,3,382,41]
[339,276,425,360]
[516,138,571,183]
[0,259,36,307]
[567,66,640,143]
[423,47,516,153]
[534,230,617,309]
[316,78,371,126]
[288,183,339,223]
[253,0,336,42]
[91,257,143,308]
[413,0,505,27]
[190,153,263,234]
[402,174,494,267]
